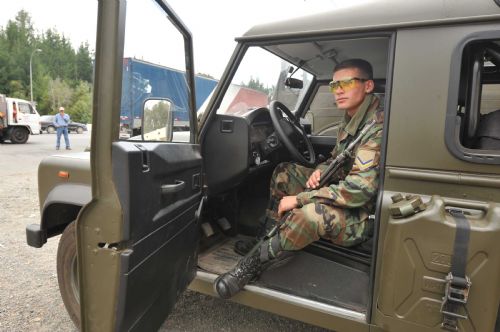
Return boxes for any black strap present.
[441,209,472,331]
[450,210,470,281]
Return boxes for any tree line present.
[0,11,93,123]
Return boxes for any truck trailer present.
[120,57,217,136]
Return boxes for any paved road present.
[0,132,330,331]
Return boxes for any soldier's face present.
[332,68,374,115]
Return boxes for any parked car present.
[39,115,88,134]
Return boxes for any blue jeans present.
[56,126,70,148]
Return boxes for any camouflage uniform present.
[269,94,384,250]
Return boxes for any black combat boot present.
[215,235,283,299]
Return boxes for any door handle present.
[442,197,488,218]
[443,197,489,210]
[161,180,185,194]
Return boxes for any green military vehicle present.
[26,0,500,331]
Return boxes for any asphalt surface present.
[0,131,330,331]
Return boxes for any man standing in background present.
[54,106,71,150]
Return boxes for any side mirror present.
[284,77,303,89]
[142,98,174,142]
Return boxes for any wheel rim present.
[48,126,55,133]
[70,255,80,304]
[13,129,27,142]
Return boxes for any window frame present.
[445,30,500,164]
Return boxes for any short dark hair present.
[333,59,373,80]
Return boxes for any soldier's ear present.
[365,80,375,93]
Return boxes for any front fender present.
[26,183,91,248]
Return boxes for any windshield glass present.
[200,46,313,118]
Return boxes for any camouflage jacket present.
[296,94,384,213]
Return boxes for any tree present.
[1,10,36,98]
[39,29,76,83]
[7,80,26,99]
[0,10,95,115]
[67,81,92,123]
[197,72,215,80]
[47,78,73,112]
[76,42,93,82]
[241,76,274,96]
[34,74,53,114]
[0,31,10,93]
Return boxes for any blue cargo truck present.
[120,57,218,135]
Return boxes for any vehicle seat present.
[305,216,375,272]
[475,109,500,149]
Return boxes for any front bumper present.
[26,224,47,248]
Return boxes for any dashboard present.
[202,106,281,194]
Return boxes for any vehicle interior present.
[197,35,392,314]
[457,40,500,151]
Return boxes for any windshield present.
[199,46,313,119]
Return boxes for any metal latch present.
[440,272,472,331]
[134,144,150,172]
[389,193,426,218]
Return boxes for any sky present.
[0,0,342,79]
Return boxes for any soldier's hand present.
[306,169,321,189]
[278,196,298,217]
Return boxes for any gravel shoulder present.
[0,134,329,332]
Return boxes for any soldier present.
[214,58,384,299]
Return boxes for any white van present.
[0,94,41,144]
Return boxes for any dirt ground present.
[0,132,329,332]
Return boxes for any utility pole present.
[30,48,42,103]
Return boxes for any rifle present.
[245,119,377,257]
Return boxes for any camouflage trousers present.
[268,162,370,250]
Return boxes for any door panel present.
[310,135,336,158]
[112,142,202,331]
[18,102,39,132]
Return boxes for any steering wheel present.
[269,101,315,167]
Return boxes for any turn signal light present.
[58,171,70,179]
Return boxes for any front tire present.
[57,221,81,328]
[10,127,29,144]
[47,126,56,134]
[76,127,83,134]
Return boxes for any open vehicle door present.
[76,0,202,330]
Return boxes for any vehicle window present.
[215,46,313,117]
[18,103,32,115]
[446,38,500,163]
[119,0,190,142]
[304,85,344,136]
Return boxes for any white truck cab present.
[0,94,41,144]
